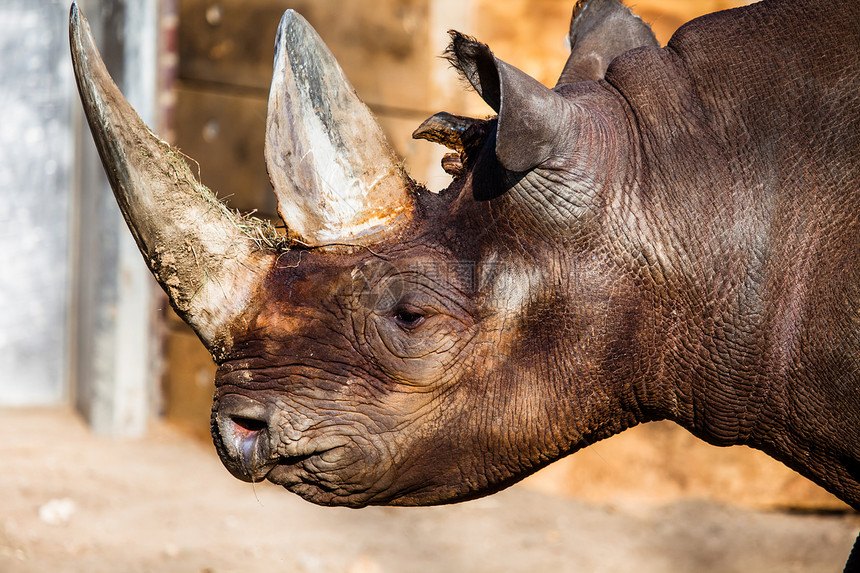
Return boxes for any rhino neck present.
[598,42,860,506]
[454,86,674,482]
[465,231,669,484]
[639,210,860,508]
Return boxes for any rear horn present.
[264,10,415,246]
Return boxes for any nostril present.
[219,413,271,481]
[214,395,275,482]
[231,415,267,436]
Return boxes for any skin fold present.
[72,0,858,522]
[213,0,859,509]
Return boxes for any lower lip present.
[263,445,346,482]
[264,461,306,486]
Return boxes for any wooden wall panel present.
[163,328,218,440]
[179,0,432,112]
[473,0,753,89]
[175,87,276,216]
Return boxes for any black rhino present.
[70,0,859,566]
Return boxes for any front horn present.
[265,10,415,247]
[70,3,275,357]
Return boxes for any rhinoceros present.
[70,0,858,565]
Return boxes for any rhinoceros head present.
[70,3,655,507]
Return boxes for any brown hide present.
[72,0,859,535]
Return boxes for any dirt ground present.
[2,408,857,573]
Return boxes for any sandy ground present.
[1,408,857,573]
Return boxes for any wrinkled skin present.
[211,0,860,511]
[70,0,858,524]
[213,189,650,506]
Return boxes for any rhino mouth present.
[218,425,344,486]
[262,453,325,485]
[263,445,380,508]
[213,393,356,488]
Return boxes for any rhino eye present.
[392,306,425,329]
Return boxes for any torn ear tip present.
[447,32,494,63]
[446,30,480,50]
[411,113,443,140]
[411,124,429,141]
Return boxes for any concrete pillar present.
[0,1,75,406]
[71,0,163,437]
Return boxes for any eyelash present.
[392,307,425,328]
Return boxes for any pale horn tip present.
[69,2,82,37]
[69,1,96,72]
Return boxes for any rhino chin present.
[280,480,379,509]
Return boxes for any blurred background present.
[1,0,857,571]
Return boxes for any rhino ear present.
[446,32,575,173]
[557,0,659,86]
[412,112,477,154]
[412,112,491,177]
[445,33,501,112]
